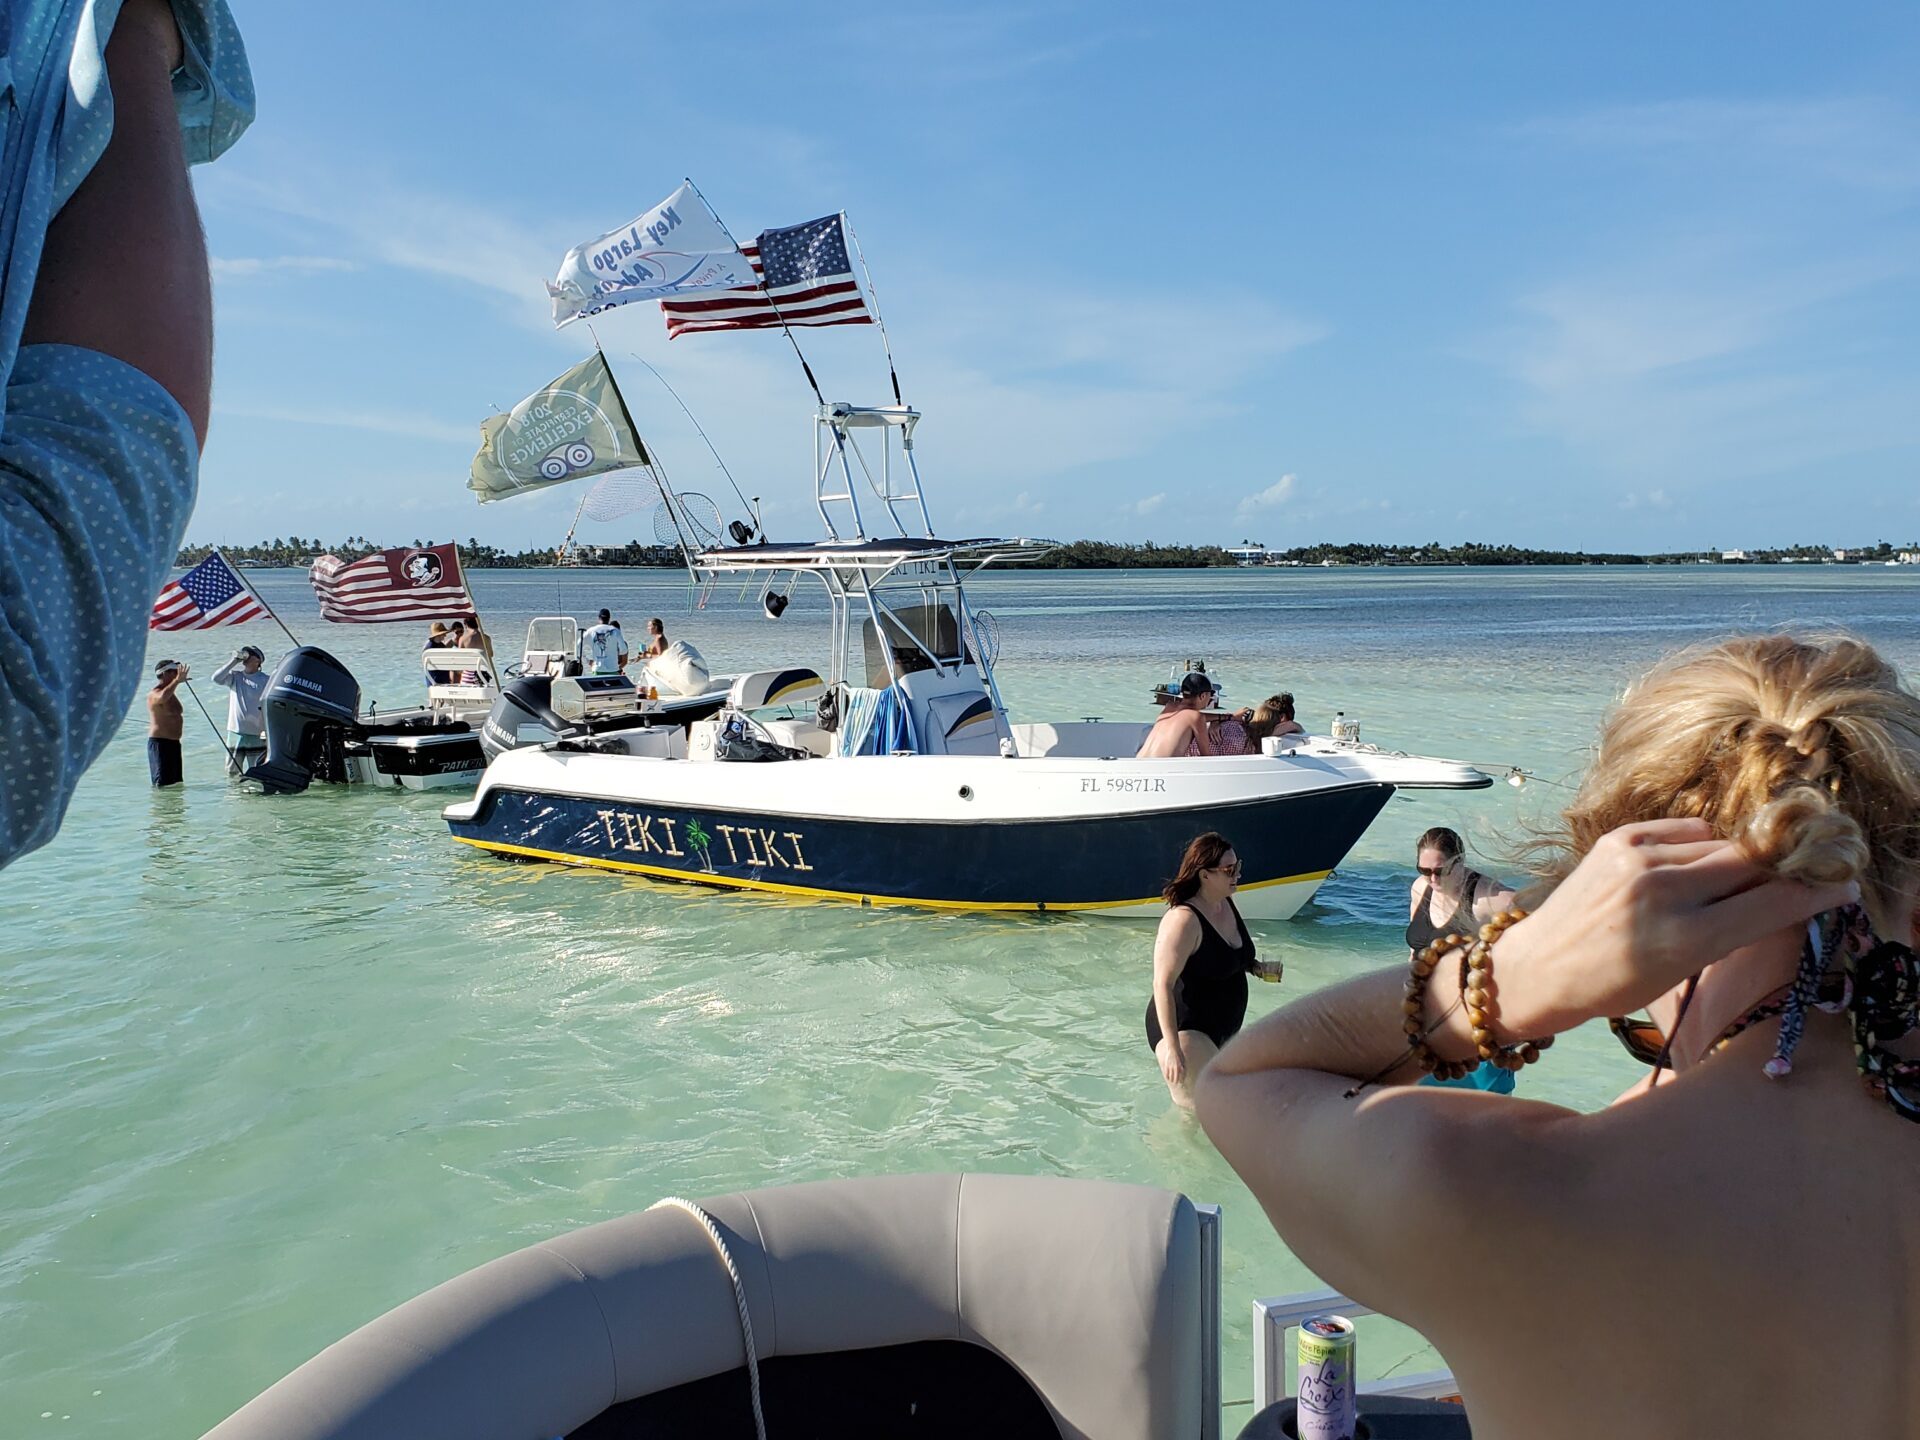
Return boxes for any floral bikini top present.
[1710,903,1920,1123]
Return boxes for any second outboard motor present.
[481,674,568,762]
[249,646,361,794]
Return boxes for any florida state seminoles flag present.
[308,543,470,623]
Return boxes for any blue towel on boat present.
[835,684,919,756]
[836,685,883,757]
[0,0,253,869]
[871,685,915,754]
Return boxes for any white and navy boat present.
[442,402,1488,915]
[252,617,732,794]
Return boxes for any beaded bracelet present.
[1463,907,1554,1071]
[1404,931,1480,1082]
[1403,909,1554,1080]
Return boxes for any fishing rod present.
[182,678,237,766]
[623,350,758,533]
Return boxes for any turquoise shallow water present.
[4,564,1919,1433]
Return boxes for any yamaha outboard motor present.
[249,646,361,794]
[481,674,567,762]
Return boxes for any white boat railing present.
[1195,1203,1223,1440]
[1252,1285,1460,1412]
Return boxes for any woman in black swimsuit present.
[1147,831,1284,1107]
[1407,826,1516,955]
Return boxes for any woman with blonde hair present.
[1198,634,1920,1439]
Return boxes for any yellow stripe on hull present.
[453,834,1330,914]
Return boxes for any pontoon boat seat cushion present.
[646,640,709,696]
[200,1172,1204,1440]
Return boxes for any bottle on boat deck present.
[1297,1314,1358,1440]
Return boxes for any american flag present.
[150,551,268,630]
[661,213,873,338]
[308,542,471,623]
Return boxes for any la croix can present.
[1296,1314,1358,1440]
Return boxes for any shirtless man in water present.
[147,659,189,787]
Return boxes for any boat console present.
[551,673,639,722]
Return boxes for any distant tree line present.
[176,536,1920,570]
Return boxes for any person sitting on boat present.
[1255,692,1305,742]
[422,622,453,685]
[210,644,269,776]
[457,612,496,679]
[1406,825,1521,1093]
[580,608,627,676]
[641,616,669,661]
[1147,832,1284,1108]
[444,619,483,686]
[1138,671,1225,757]
[1196,633,1920,1440]
[1220,693,1304,754]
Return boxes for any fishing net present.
[582,469,661,523]
[971,610,1001,667]
[654,491,725,552]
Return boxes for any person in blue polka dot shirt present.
[0,0,252,868]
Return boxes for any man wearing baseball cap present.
[211,645,270,775]
[147,659,190,786]
[1136,669,1223,758]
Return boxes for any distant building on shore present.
[1226,539,1268,566]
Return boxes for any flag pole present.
[842,212,904,408]
[215,547,302,650]
[684,177,826,407]
[449,543,496,684]
[586,337,702,583]
[183,679,237,766]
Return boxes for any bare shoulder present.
[1201,1068,1587,1323]
[1155,905,1201,946]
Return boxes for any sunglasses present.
[1608,1014,1667,1066]
[1210,862,1242,878]
[1416,861,1455,879]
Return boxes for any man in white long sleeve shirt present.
[211,645,269,776]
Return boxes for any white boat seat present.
[759,716,830,757]
[199,1173,1209,1440]
[727,665,826,711]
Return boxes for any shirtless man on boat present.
[1137,672,1221,757]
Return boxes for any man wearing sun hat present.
[211,644,270,775]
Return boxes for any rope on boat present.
[648,1196,768,1440]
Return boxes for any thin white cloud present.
[211,401,474,447]
[1513,98,1920,194]
[210,255,359,278]
[1478,96,1920,488]
[1237,474,1297,515]
[1132,492,1166,516]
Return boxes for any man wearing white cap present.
[147,659,190,786]
[211,645,270,775]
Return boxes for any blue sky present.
[189,1,1920,553]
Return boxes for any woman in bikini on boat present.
[1199,634,1920,1439]
[1147,832,1284,1107]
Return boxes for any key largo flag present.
[309,544,472,623]
[468,352,652,504]
[547,181,755,328]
